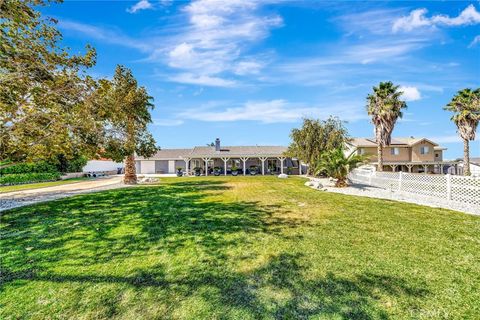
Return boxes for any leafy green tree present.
[287,117,349,174]
[444,88,480,176]
[0,0,98,162]
[366,82,407,171]
[315,148,366,187]
[95,65,157,184]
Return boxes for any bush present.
[56,154,88,173]
[66,156,88,173]
[0,172,61,185]
[0,162,57,175]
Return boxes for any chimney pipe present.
[215,138,220,152]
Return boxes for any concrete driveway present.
[0,175,127,212]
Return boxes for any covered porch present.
[181,156,303,176]
[380,161,461,175]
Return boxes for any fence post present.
[446,174,452,201]
[398,171,403,192]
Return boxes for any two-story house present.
[346,137,454,174]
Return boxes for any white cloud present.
[349,40,426,64]
[233,60,263,75]
[336,8,405,35]
[392,9,431,32]
[157,0,282,85]
[269,38,427,86]
[429,135,461,144]
[127,0,153,13]
[179,99,367,123]
[431,5,480,26]
[168,73,237,87]
[469,35,480,47]
[58,20,151,52]
[58,1,282,86]
[152,119,184,126]
[393,5,480,32]
[399,86,421,101]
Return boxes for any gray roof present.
[137,145,288,160]
[349,137,441,148]
[136,149,192,160]
[470,157,480,165]
[190,146,287,157]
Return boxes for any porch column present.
[221,157,229,176]
[406,164,413,173]
[440,164,444,175]
[240,157,249,176]
[423,165,428,174]
[278,157,286,174]
[390,165,397,172]
[259,157,267,175]
[184,157,190,175]
[202,157,211,176]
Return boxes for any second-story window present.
[420,146,429,154]
[390,147,400,155]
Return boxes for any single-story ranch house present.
[135,139,305,175]
[135,137,460,176]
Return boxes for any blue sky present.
[42,1,480,158]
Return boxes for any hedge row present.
[0,162,58,175]
[0,173,61,186]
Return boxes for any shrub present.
[315,148,366,187]
[0,162,57,175]
[56,154,88,173]
[66,156,88,173]
[0,172,61,185]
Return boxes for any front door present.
[168,160,175,173]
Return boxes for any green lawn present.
[1,177,479,319]
[0,177,88,193]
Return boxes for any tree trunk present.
[335,177,347,188]
[463,138,471,176]
[377,145,383,172]
[124,154,137,184]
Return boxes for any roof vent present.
[215,138,220,152]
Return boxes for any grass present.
[1,176,479,319]
[0,177,88,193]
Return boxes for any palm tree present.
[366,82,407,171]
[315,148,366,187]
[444,88,480,176]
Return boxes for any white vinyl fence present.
[349,168,480,207]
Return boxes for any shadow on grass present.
[1,180,292,276]
[0,179,429,318]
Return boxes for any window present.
[420,146,429,154]
[228,159,240,168]
[192,159,201,168]
[291,160,299,168]
[267,159,277,171]
[390,147,400,155]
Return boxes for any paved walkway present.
[0,176,128,212]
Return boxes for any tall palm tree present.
[444,88,480,176]
[366,82,407,171]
